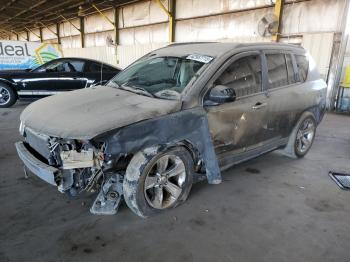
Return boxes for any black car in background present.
[0,57,121,108]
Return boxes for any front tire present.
[123,146,193,218]
[0,84,17,108]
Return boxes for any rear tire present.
[123,146,193,218]
[0,83,17,108]
[283,112,317,158]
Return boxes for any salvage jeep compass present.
[16,43,327,217]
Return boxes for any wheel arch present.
[283,110,317,158]
[113,140,201,175]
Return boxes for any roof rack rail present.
[167,41,218,47]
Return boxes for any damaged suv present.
[16,43,327,217]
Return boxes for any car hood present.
[20,86,181,139]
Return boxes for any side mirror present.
[208,85,236,104]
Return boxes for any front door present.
[20,59,86,94]
[51,60,87,91]
[203,52,275,167]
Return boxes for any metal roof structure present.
[0,0,137,39]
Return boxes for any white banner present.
[0,41,63,71]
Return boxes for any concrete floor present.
[0,102,350,262]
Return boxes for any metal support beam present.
[169,0,175,42]
[92,4,115,26]
[272,0,283,42]
[80,17,85,48]
[60,15,81,32]
[114,7,119,45]
[39,27,43,42]
[25,27,40,39]
[156,0,175,42]
[39,22,58,37]
[56,23,61,44]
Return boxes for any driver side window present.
[37,61,70,73]
[215,55,262,98]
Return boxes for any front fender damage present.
[101,107,222,185]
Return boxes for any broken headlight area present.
[21,128,125,215]
[51,139,124,215]
[48,139,108,195]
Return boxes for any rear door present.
[263,51,304,138]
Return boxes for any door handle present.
[252,102,267,110]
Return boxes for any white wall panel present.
[85,30,114,47]
[282,0,346,35]
[119,23,168,45]
[119,0,168,28]
[18,32,27,41]
[63,46,117,66]
[61,35,81,48]
[175,8,271,42]
[117,43,167,68]
[85,10,114,33]
[176,0,272,19]
[60,19,80,37]
[302,33,334,80]
[42,25,57,40]
[29,29,40,42]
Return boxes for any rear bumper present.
[15,141,59,186]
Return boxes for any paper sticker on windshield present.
[186,54,213,64]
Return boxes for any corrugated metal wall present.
[301,33,334,80]
[58,0,347,73]
[63,46,118,66]
[20,0,345,75]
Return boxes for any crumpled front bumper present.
[15,141,60,186]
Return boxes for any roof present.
[46,57,121,69]
[153,42,305,58]
[0,0,136,38]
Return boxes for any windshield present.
[109,56,206,100]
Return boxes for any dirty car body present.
[16,43,327,217]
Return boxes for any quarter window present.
[215,55,262,97]
[295,55,309,82]
[87,62,102,72]
[266,53,289,89]
[68,61,84,72]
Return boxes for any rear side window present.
[68,61,84,72]
[215,55,262,97]
[266,53,289,89]
[87,62,102,72]
[102,65,117,72]
[285,54,297,84]
[295,55,309,82]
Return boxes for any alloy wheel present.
[144,154,186,209]
[0,87,10,105]
[296,118,315,154]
